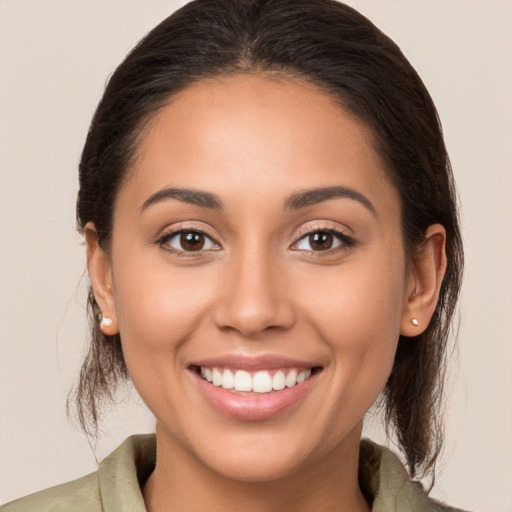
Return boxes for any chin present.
[177,417,355,484]
[201,446,310,483]
[161,418,317,482]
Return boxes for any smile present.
[189,359,322,421]
[199,367,313,393]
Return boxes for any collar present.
[98,434,155,512]
[97,434,460,512]
[359,439,446,511]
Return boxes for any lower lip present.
[191,371,318,421]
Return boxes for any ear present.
[400,224,447,337]
[85,222,118,335]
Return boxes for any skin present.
[86,74,446,512]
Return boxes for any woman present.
[1,0,470,510]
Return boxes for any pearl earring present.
[98,313,113,329]
[101,317,113,328]
[411,318,419,326]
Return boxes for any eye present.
[159,230,220,253]
[293,229,353,252]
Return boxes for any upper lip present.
[189,354,321,371]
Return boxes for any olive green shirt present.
[1,435,468,511]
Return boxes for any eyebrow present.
[141,187,224,211]
[141,185,376,216]
[284,186,376,215]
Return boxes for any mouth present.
[191,365,320,394]
[188,359,323,421]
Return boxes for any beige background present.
[0,1,511,510]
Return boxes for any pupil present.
[310,232,333,250]
[181,232,204,251]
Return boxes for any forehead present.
[123,73,398,217]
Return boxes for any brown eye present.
[293,228,354,252]
[161,230,219,253]
[308,232,333,251]
[180,232,205,251]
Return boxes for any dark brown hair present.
[73,0,463,482]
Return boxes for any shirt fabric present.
[1,434,468,511]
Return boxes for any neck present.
[143,422,370,512]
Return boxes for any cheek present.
[110,257,220,430]
[300,253,406,396]
[301,254,406,343]
[111,255,215,371]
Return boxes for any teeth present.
[234,370,252,391]
[285,369,297,388]
[272,370,286,390]
[202,367,213,383]
[253,371,273,393]
[221,369,234,389]
[212,368,222,386]
[199,366,313,393]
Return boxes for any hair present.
[73,0,463,483]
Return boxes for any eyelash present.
[155,224,220,256]
[155,225,355,256]
[291,226,355,254]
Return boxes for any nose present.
[212,245,296,338]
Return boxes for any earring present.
[411,318,419,326]
[101,317,113,328]
[98,313,113,329]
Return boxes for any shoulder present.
[0,472,100,512]
[1,434,155,512]
[360,439,472,512]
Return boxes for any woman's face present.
[96,74,417,481]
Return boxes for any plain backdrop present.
[1,1,511,510]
